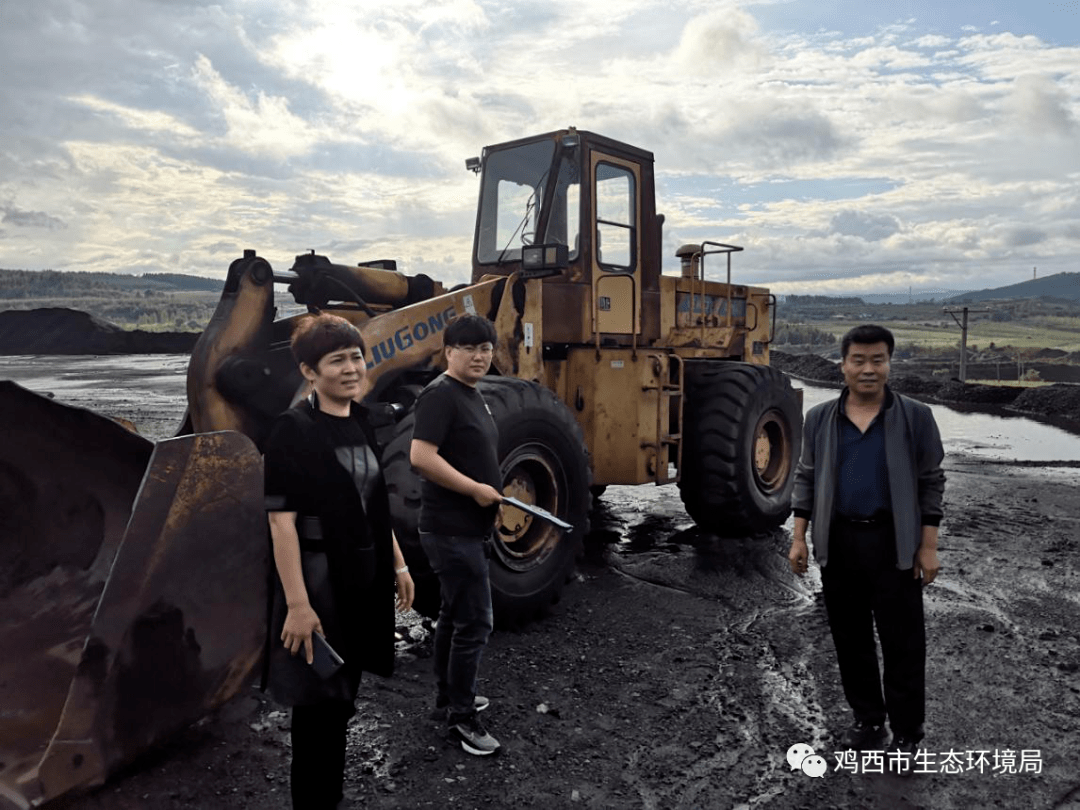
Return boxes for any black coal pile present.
[770,350,844,386]
[0,308,198,355]
[889,373,945,397]
[1009,384,1080,423]
[933,380,1024,404]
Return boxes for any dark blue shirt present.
[835,395,891,519]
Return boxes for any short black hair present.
[443,313,497,348]
[841,324,895,358]
[290,313,365,368]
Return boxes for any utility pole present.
[943,305,991,382]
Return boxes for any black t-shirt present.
[412,374,501,536]
[265,410,379,524]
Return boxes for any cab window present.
[595,162,635,272]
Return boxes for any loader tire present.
[679,362,801,536]
[478,377,591,628]
[380,410,440,618]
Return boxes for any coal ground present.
[3,354,1077,810]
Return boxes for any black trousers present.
[821,520,925,741]
[290,700,354,810]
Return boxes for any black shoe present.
[449,712,501,756]
[887,735,919,777]
[840,719,889,751]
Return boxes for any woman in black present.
[264,313,414,809]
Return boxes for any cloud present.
[1003,226,1048,248]
[190,55,324,160]
[0,0,1077,293]
[1004,74,1077,136]
[733,108,849,167]
[830,210,901,241]
[2,206,68,230]
[672,7,765,72]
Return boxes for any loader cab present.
[471,128,663,346]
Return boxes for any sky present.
[1,0,1078,296]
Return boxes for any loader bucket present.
[0,382,267,809]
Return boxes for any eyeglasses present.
[451,344,494,356]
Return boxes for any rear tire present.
[678,362,801,536]
[478,377,591,627]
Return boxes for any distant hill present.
[781,291,971,305]
[0,268,223,298]
[0,269,222,331]
[944,272,1080,304]
[858,291,970,304]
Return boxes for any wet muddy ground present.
[4,357,1078,810]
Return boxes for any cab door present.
[590,152,641,337]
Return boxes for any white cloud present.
[0,0,1077,294]
[672,7,765,72]
[830,210,901,241]
[1003,73,1078,136]
[69,95,202,139]
[191,55,323,159]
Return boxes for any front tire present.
[678,362,802,536]
[478,378,591,627]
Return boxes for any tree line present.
[0,268,222,298]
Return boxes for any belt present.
[835,513,892,526]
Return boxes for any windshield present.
[476,140,580,265]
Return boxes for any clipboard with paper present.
[501,496,573,530]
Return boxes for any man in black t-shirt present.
[411,314,503,756]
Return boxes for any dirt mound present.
[0,308,198,355]
[770,350,843,385]
[1008,384,1080,422]
[1033,347,1067,359]
[933,380,1025,404]
[888,373,945,397]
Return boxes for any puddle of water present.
[0,355,194,440]
[798,383,1080,462]
[0,355,189,395]
[6,356,1076,461]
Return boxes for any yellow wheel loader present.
[0,128,800,807]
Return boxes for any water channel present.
[2,355,1080,462]
[798,381,1080,463]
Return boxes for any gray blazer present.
[792,386,945,570]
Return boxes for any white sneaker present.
[449,713,501,756]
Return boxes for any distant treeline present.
[783,294,868,306]
[0,268,223,331]
[774,322,838,346]
[0,268,222,298]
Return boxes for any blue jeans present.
[419,532,494,721]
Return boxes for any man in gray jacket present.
[788,324,944,776]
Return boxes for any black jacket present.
[792,386,945,570]
[264,398,395,707]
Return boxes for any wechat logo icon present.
[787,742,827,778]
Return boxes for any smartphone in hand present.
[310,631,344,679]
